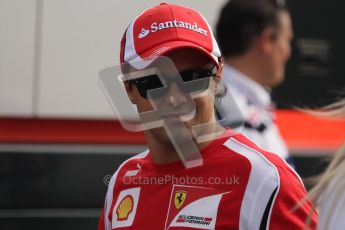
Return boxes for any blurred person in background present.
[98,3,317,229]
[216,0,294,165]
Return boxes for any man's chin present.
[269,74,285,87]
[149,121,194,138]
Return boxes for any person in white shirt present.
[216,0,293,163]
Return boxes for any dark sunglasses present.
[127,65,217,99]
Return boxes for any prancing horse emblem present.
[174,191,187,209]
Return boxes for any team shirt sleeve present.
[97,208,105,230]
[266,164,318,229]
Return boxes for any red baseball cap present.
[120,3,222,67]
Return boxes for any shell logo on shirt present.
[174,191,187,209]
[116,195,134,221]
[112,187,140,229]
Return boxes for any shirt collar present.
[222,64,271,107]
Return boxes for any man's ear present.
[213,62,223,94]
[214,61,223,84]
[124,81,136,104]
[257,27,276,54]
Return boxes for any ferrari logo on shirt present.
[166,185,231,229]
[174,191,187,209]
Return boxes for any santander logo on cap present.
[138,28,150,38]
[120,3,221,65]
[138,20,209,39]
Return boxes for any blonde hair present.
[305,99,345,228]
[301,99,345,119]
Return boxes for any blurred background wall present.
[0,0,226,118]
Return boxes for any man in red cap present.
[98,3,317,229]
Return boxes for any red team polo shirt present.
[98,131,317,229]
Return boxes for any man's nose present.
[165,83,187,107]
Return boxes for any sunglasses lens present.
[134,66,216,99]
[137,74,164,98]
[180,69,213,93]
